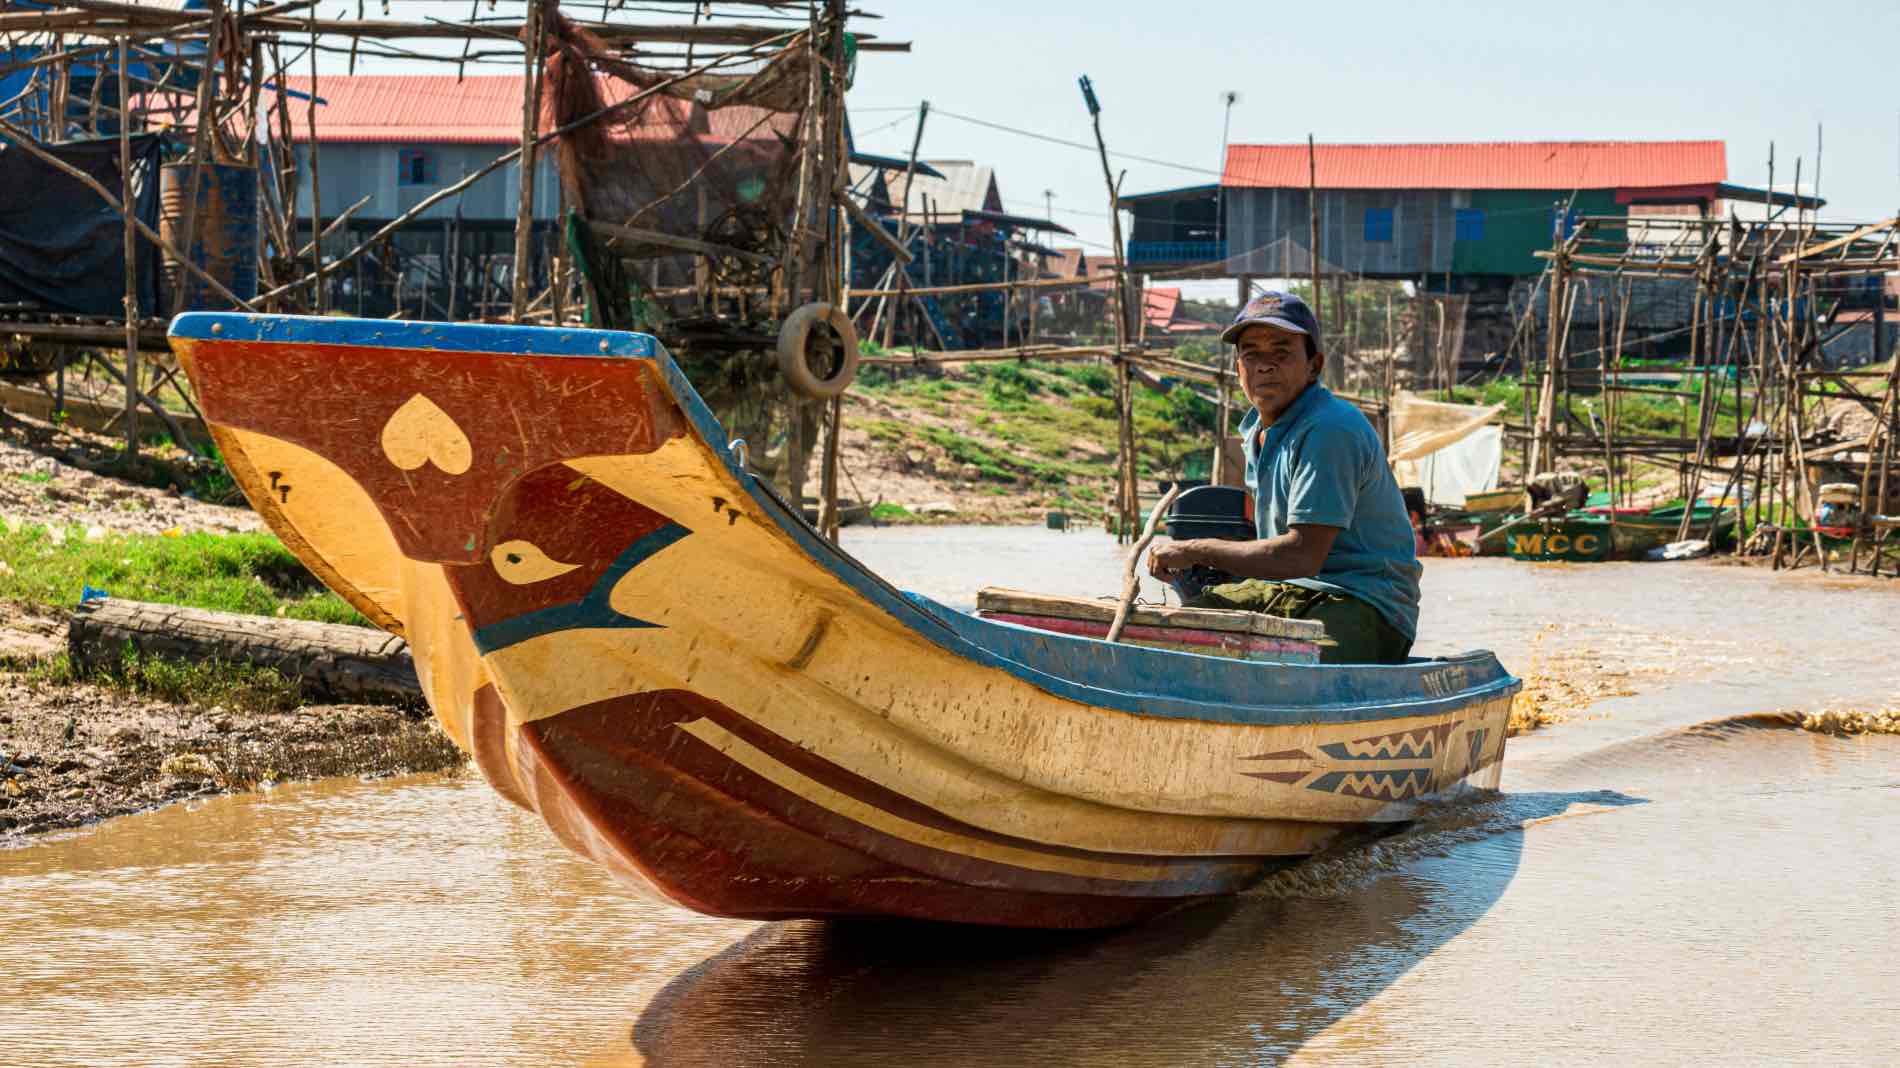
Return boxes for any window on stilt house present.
[399,149,435,187]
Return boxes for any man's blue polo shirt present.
[1237,384,1421,639]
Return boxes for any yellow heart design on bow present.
[380,393,473,475]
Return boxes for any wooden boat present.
[1505,503,1739,562]
[168,313,1520,929]
[974,588,1324,664]
[800,497,872,527]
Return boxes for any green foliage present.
[862,419,908,444]
[870,502,913,521]
[0,523,366,625]
[34,648,304,714]
[1064,364,1115,396]
[1159,385,1216,434]
[1171,338,1220,363]
[854,363,896,390]
[17,470,53,485]
[1451,374,1748,440]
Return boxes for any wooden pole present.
[510,0,544,320]
[1306,134,1324,379]
[1382,289,1396,455]
[778,12,822,316]
[1212,375,1229,484]
[117,36,139,459]
[304,16,324,313]
[1596,295,1617,547]
[880,99,929,350]
[168,0,222,317]
[815,1,847,541]
[1530,248,1567,478]
[1082,76,1137,539]
[1107,483,1183,642]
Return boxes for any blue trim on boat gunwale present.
[168,312,1521,727]
[169,312,656,359]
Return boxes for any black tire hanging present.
[776,301,860,400]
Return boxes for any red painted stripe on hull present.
[479,686,1276,926]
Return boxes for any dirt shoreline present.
[0,667,464,842]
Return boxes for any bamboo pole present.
[305,14,323,312]
[167,0,223,317]
[850,275,1091,299]
[1597,295,1616,546]
[1081,76,1137,540]
[1848,373,1899,571]
[814,0,847,541]
[880,99,928,350]
[117,36,138,458]
[510,0,544,320]
[1530,244,1567,478]
[1212,375,1229,484]
[1306,133,1323,380]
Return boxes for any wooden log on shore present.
[68,598,421,705]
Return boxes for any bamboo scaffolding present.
[1519,208,1900,573]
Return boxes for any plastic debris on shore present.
[1647,539,1711,561]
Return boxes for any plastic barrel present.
[159,162,259,312]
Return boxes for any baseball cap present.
[1222,290,1321,345]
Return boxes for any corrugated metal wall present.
[1224,186,1626,279]
[291,143,561,223]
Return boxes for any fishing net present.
[543,17,810,312]
[541,9,821,492]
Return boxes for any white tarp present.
[1387,392,1504,506]
[1412,424,1502,506]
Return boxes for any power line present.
[853,113,911,138]
[931,107,1221,178]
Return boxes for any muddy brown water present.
[6,528,1899,1065]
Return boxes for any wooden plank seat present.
[976,587,1324,664]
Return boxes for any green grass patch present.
[870,502,913,522]
[0,522,366,625]
[861,419,909,445]
[17,470,53,485]
[1450,377,1753,441]
[32,648,304,714]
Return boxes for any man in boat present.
[1147,291,1421,664]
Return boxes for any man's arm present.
[1148,524,1341,582]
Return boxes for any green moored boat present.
[1505,503,1739,562]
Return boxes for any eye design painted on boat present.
[489,539,581,584]
[380,393,473,475]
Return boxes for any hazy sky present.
[341,1,1900,295]
[845,0,1900,267]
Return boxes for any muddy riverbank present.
[0,665,461,839]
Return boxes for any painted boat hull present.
[168,313,1520,929]
[1506,508,1739,562]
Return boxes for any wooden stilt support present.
[116,36,139,461]
[510,0,545,320]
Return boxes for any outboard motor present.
[1161,485,1255,603]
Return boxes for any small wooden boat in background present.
[1505,503,1739,562]
[169,313,1520,929]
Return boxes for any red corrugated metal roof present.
[1221,141,1726,190]
[1143,286,1181,328]
[278,75,792,145]
[1044,246,1085,279]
